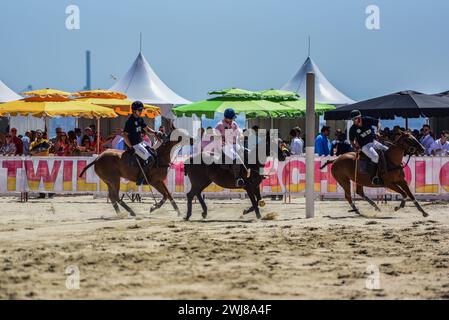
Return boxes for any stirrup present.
[371,176,383,186]
[236,178,245,187]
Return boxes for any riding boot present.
[370,162,384,186]
[232,164,245,187]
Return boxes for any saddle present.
[123,147,158,169]
[357,148,403,181]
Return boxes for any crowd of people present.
[0,125,127,157]
[1,123,448,158]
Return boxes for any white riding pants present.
[223,143,243,164]
[133,141,152,161]
[361,140,389,164]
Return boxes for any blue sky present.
[1,0,448,113]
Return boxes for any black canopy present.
[324,90,449,120]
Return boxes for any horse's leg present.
[356,184,381,212]
[185,180,211,221]
[107,183,120,214]
[118,198,137,217]
[385,183,408,212]
[246,188,261,219]
[397,180,429,217]
[111,179,136,217]
[148,181,168,213]
[336,176,360,215]
[160,183,181,217]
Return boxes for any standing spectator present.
[22,131,31,156]
[420,124,435,155]
[247,125,260,151]
[10,128,23,155]
[429,130,449,156]
[0,134,17,156]
[315,126,331,156]
[289,128,304,155]
[74,128,82,145]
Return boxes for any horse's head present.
[394,130,425,156]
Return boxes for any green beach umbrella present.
[278,99,336,115]
[258,89,300,101]
[208,88,258,98]
[172,97,305,119]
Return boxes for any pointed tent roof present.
[281,56,355,105]
[109,52,191,109]
[0,80,22,103]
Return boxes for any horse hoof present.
[150,206,157,213]
[258,200,266,208]
[201,212,207,219]
[242,210,248,215]
[375,207,381,212]
[394,206,400,212]
[423,212,429,218]
[183,215,190,221]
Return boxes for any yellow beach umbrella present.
[0,98,118,118]
[75,89,161,118]
[22,88,75,97]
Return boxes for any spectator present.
[289,128,304,155]
[50,127,63,145]
[77,135,95,156]
[332,130,352,156]
[247,125,260,151]
[84,127,95,143]
[67,130,80,156]
[53,132,70,156]
[315,126,331,156]
[22,131,31,156]
[412,129,420,141]
[74,128,82,145]
[10,128,23,155]
[420,124,435,155]
[0,134,17,156]
[29,130,50,156]
[429,130,449,156]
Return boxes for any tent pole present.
[405,117,409,130]
[96,117,100,154]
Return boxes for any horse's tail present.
[320,159,335,170]
[79,158,98,178]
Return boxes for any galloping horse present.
[183,137,286,221]
[79,128,185,217]
[321,130,429,217]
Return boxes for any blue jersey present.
[349,116,379,147]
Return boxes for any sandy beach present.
[0,195,448,300]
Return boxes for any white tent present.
[0,80,45,134]
[110,51,197,136]
[282,56,355,105]
[0,80,22,103]
[110,52,191,117]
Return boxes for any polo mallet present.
[136,156,157,205]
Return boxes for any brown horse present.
[79,131,184,217]
[183,139,286,221]
[321,131,429,217]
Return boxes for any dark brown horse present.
[79,130,184,217]
[321,130,428,217]
[183,139,286,221]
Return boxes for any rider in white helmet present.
[214,108,245,187]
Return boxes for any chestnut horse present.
[79,130,184,217]
[321,131,429,217]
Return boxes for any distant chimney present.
[85,50,91,90]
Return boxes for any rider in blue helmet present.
[215,108,245,187]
